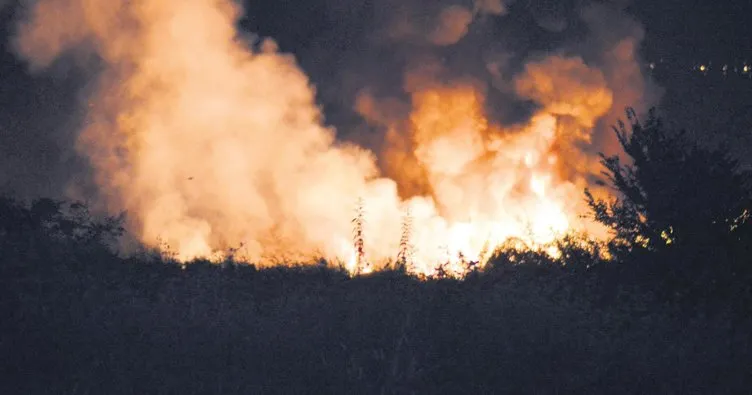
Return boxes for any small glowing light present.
[744,65,750,73]
[699,65,707,72]
[722,64,728,72]
[648,62,655,70]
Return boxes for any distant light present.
[744,65,750,73]
[722,64,728,72]
[699,65,707,72]
[649,62,655,70]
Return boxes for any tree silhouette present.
[396,207,414,272]
[0,197,124,248]
[586,108,752,256]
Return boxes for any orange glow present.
[14,0,642,277]
[371,79,612,275]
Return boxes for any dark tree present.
[586,108,752,256]
[0,196,125,265]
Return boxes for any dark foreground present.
[3,246,751,395]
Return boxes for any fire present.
[11,0,647,277]
[369,82,602,276]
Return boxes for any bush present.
[587,108,752,254]
[587,108,752,261]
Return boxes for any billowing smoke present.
[428,0,508,46]
[430,6,474,46]
[13,0,402,265]
[384,0,509,47]
[10,0,659,274]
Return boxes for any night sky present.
[629,0,752,62]
[0,0,750,200]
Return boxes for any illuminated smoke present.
[514,56,613,129]
[11,0,657,274]
[14,0,393,264]
[430,5,473,46]
[474,0,508,15]
[428,0,508,46]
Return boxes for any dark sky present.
[629,0,752,62]
[0,4,90,198]
[0,0,750,199]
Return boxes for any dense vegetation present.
[3,110,751,394]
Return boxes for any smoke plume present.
[10,0,659,274]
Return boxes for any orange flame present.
[365,79,609,275]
